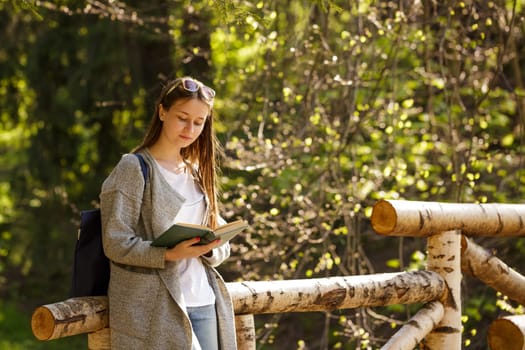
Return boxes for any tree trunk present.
[371,199,525,237]
[423,230,462,349]
[381,301,444,350]
[461,236,525,306]
[180,5,212,83]
[488,315,525,350]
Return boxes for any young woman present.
[100,77,237,350]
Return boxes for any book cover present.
[151,219,248,248]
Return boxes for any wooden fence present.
[31,200,525,349]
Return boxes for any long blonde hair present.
[133,77,222,228]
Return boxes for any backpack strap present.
[133,153,149,184]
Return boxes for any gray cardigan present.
[100,149,237,350]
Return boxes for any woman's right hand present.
[164,237,220,261]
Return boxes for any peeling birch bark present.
[235,314,256,350]
[424,230,462,349]
[371,199,525,237]
[488,315,525,350]
[461,236,525,306]
[31,296,108,340]
[380,301,444,350]
[228,271,445,314]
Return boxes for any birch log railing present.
[371,200,525,350]
[31,200,525,350]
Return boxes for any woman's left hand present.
[164,237,221,261]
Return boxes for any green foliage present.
[0,301,85,349]
[7,0,43,20]
[1,0,525,348]
[215,0,525,347]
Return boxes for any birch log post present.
[461,236,525,306]
[235,314,256,350]
[87,328,110,350]
[424,230,462,350]
[487,315,525,350]
[371,200,525,237]
[381,301,444,350]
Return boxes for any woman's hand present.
[164,237,220,261]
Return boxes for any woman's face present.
[159,98,210,150]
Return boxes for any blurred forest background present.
[1,0,525,349]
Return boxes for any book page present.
[151,219,248,248]
[214,220,248,242]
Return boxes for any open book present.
[151,219,248,248]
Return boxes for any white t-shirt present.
[156,162,215,307]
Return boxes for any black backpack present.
[70,153,148,297]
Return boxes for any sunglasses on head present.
[165,78,216,101]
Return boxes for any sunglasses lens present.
[166,79,215,100]
[201,86,216,100]
[182,79,199,92]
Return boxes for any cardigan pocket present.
[108,264,160,339]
